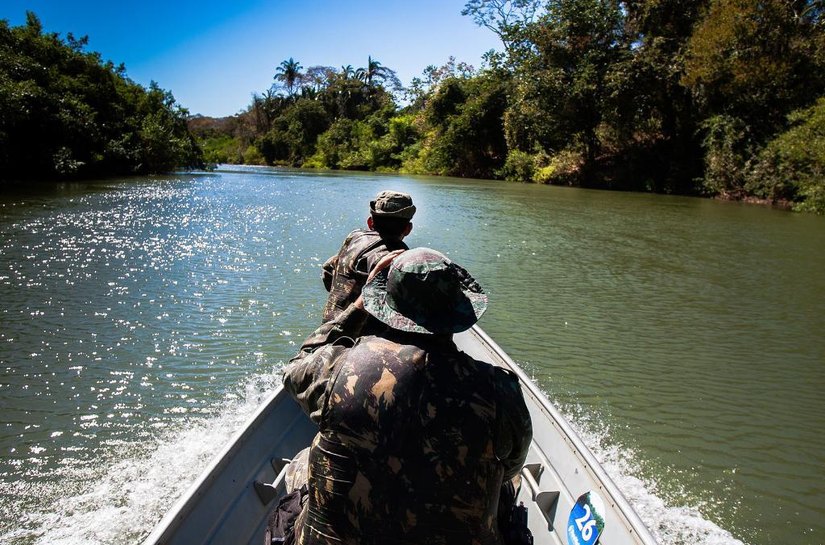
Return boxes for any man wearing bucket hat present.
[284,248,532,545]
[320,190,416,324]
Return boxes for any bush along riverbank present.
[0,13,203,185]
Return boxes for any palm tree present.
[274,57,303,96]
[340,65,356,79]
[355,56,397,89]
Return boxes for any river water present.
[0,166,823,545]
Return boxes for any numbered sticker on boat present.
[567,491,605,545]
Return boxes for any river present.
[1,166,823,544]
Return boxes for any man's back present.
[296,331,531,545]
[321,229,406,323]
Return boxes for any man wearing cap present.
[284,248,532,545]
[320,190,416,324]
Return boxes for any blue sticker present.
[567,491,605,545]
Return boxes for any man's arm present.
[291,250,400,422]
[322,231,357,292]
[321,253,337,292]
[282,303,369,423]
[496,371,533,480]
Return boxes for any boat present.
[143,325,658,545]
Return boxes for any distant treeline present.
[3,4,825,213]
[0,13,202,183]
[192,0,825,213]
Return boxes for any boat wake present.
[0,373,283,545]
[557,403,748,545]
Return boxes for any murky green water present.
[1,166,823,544]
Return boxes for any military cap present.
[362,247,488,334]
[369,190,416,220]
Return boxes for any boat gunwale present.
[465,325,658,545]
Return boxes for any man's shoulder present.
[341,229,381,252]
[341,228,371,245]
[350,335,426,363]
[457,352,524,395]
[335,229,378,264]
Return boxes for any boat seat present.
[521,462,560,528]
[254,458,292,505]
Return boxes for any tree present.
[462,0,543,56]
[683,0,825,133]
[274,57,303,96]
[747,98,825,213]
[598,0,708,192]
[0,12,202,182]
[410,73,509,178]
[356,56,401,91]
[258,99,329,165]
[515,0,626,165]
[303,65,337,93]
[683,0,825,195]
[406,57,477,107]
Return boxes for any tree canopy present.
[191,0,825,212]
[0,13,203,183]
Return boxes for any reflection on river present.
[1,166,823,544]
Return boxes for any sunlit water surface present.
[1,166,823,544]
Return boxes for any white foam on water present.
[562,406,748,545]
[1,372,282,545]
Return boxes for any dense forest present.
[0,13,202,182]
[2,3,824,213]
[191,0,825,213]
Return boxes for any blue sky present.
[2,1,503,117]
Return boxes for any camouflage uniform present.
[284,248,532,545]
[321,190,415,324]
[321,229,407,323]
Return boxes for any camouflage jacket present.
[321,229,407,323]
[282,305,532,545]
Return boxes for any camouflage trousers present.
[284,446,310,493]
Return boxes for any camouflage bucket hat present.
[369,190,416,220]
[362,247,488,334]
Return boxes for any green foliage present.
[518,0,627,164]
[699,114,752,197]
[683,0,824,131]
[308,118,369,170]
[305,108,417,171]
[747,98,825,213]
[461,0,543,56]
[498,149,536,181]
[533,149,584,184]
[137,83,203,173]
[412,73,510,178]
[0,13,202,182]
[258,99,329,165]
[242,144,266,165]
[599,0,706,193]
[681,0,825,197]
[498,147,583,184]
[274,57,303,96]
[199,134,244,164]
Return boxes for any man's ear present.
[402,222,413,237]
[367,216,374,229]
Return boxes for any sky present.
[2,0,503,117]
